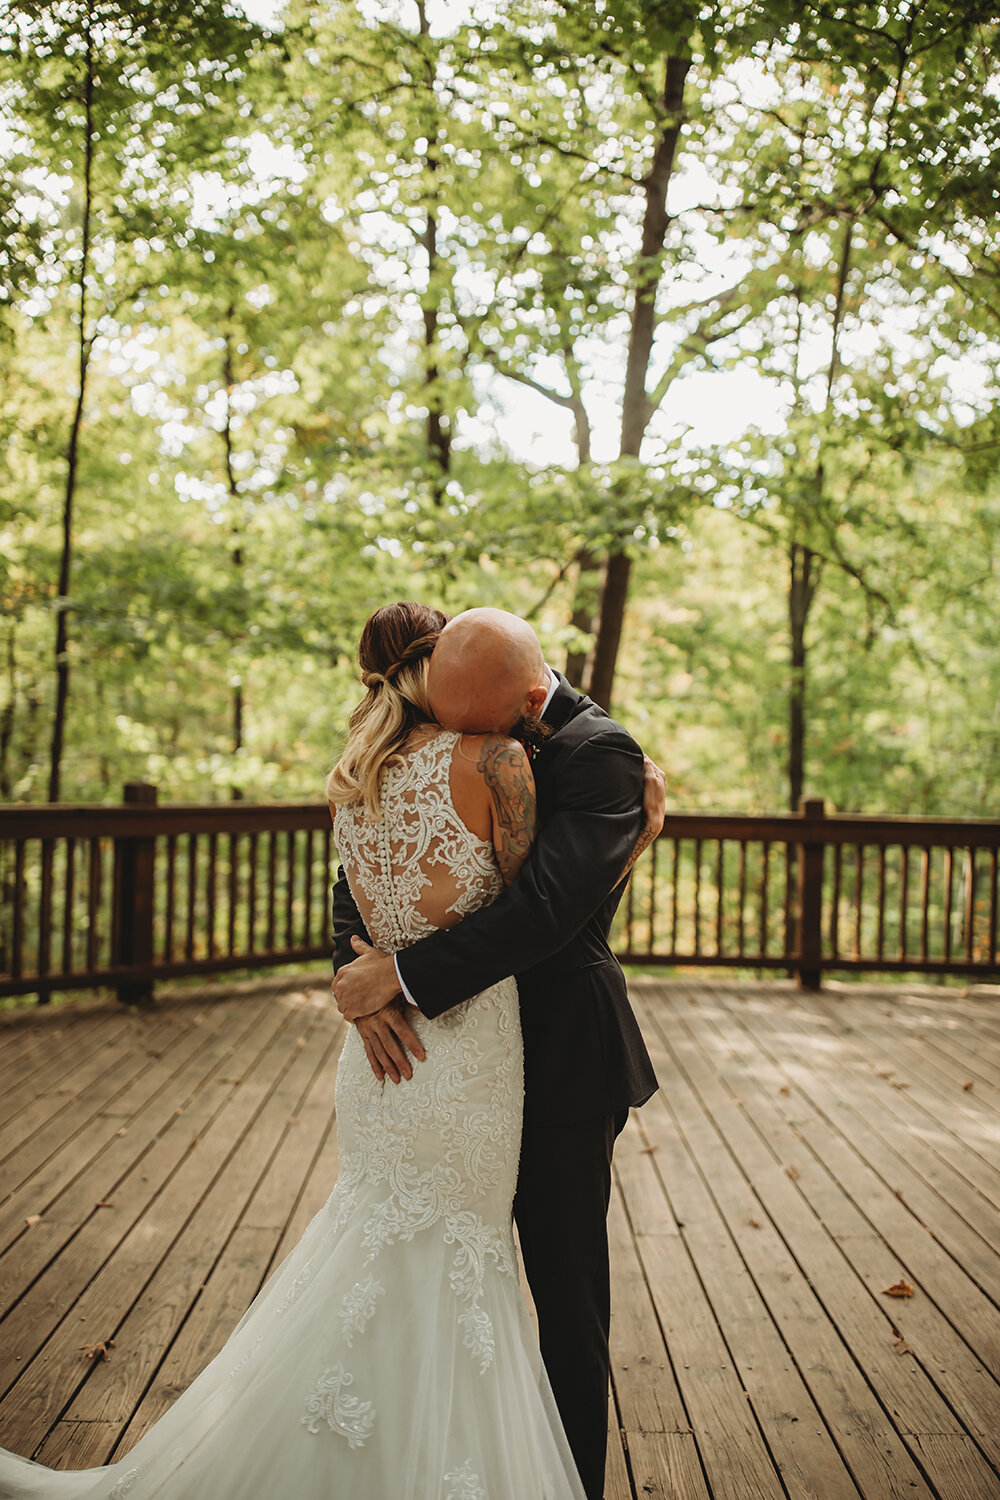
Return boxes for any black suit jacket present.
[332,673,659,1125]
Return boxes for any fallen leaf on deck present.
[749,1217,762,1229]
[640,1144,657,1154]
[890,1079,910,1089]
[79,1339,116,1362]
[24,1214,41,1227]
[95,1201,114,1210]
[893,1337,913,1355]
[894,1189,906,1202]
[779,1086,790,1096]
[962,1080,974,1091]
[786,1164,799,1180]
[883,1280,915,1298]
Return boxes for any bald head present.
[428,608,548,734]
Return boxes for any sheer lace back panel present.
[333,730,502,953]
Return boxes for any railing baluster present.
[285,829,296,948]
[898,845,909,962]
[964,847,976,964]
[943,847,954,963]
[876,846,886,960]
[692,839,702,956]
[228,831,239,956]
[186,834,198,961]
[919,847,930,964]
[737,841,746,957]
[990,848,998,966]
[87,838,101,972]
[647,834,657,954]
[715,840,724,956]
[267,831,277,951]
[207,832,217,959]
[248,832,259,955]
[829,842,842,960]
[759,841,770,957]
[165,834,176,962]
[669,838,678,955]
[853,846,864,960]
[62,836,76,974]
[303,829,314,947]
[11,839,26,979]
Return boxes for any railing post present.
[115,782,157,1005]
[795,797,825,990]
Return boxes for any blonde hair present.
[326,601,447,819]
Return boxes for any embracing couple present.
[0,601,662,1500]
[329,601,664,1500]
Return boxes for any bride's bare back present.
[333,727,535,953]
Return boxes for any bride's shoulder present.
[455,734,532,797]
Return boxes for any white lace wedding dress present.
[0,730,586,1500]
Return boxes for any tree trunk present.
[562,352,596,688]
[0,621,16,800]
[416,1,450,499]
[48,11,95,801]
[589,53,691,710]
[787,541,813,812]
[564,548,600,689]
[222,316,245,801]
[784,219,853,809]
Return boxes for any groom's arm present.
[400,726,643,1018]
[331,865,372,972]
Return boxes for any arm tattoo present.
[477,737,537,885]
[618,822,656,886]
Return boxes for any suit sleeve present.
[331,864,373,973]
[397,726,644,1018]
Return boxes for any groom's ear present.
[525,685,548,717]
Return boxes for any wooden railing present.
[0,785,333,1003]
[1,788,997,1003]
[615,799,1000,984]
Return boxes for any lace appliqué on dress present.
[301,1363,375,1447]
[444,1458,487,1500]
[339,1273,384,1346]
[108,1468,140,1499]
[331,732,523,1378]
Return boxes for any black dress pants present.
[513,1109,629,1500]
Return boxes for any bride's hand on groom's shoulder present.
[354,1000,427,1085]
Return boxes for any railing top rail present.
[0,801,996,847]
[660,812,1000,846]
[0,803,333,839]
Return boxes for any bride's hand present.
[354,999,427,1085]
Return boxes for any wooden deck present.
[1,975,999,1498]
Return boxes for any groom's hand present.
[333,935,404,1020]
[355,999,426,1084]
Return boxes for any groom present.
[331,607,661,1500]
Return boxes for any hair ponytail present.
[326,602,447,819]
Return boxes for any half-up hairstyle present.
[326,601,448,819]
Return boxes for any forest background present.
[1,0,998,819]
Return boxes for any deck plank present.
[1,975,999,1500]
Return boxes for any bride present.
[0,600,586,1500]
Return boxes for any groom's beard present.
[511,714,554,755]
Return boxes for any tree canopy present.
[1,0,997,814]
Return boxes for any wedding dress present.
[0,729,586,1500]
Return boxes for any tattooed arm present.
[617,754,666,886]
[477,735,537,886]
